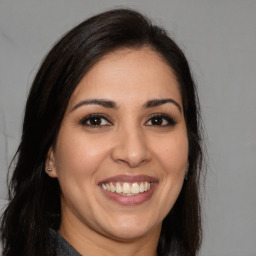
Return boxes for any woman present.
[1,9,203,256]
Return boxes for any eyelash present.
[79,113,177,127]
[145,114,177,127]
[80,114,112,127]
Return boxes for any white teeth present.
[116,182,122,193]
[110,182,115,192]
[101,181,151,195]
[131,183,139,194]
[139,183,144,193]
[143,182,147,191]
[123,183,130,194]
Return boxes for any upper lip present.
[98,175,158,184]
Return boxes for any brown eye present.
[150,116,164,125]
[80,114,112,127]
[145,114,177,126]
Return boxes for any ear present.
[45,147,58,178]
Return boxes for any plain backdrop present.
[0,1,256,255]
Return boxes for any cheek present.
[148,132,188,221]
[53,129,108,180]
[154,132,189,174]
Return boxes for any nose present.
[111,125,152,168]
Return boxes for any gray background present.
[0,0,255,255]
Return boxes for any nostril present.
[110,134,151,167]
[112,149,151,168]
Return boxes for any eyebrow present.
[71,98,182,112]
[144,99,182,112]
[71,99,118,112]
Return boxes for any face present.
[46,47,188,243]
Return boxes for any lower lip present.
[100,183,157,206]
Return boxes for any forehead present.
[69,47,182,107]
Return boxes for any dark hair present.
[1,8,203,256]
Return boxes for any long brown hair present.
[1,9,204,256]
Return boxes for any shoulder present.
[49,229,81,256]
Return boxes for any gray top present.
[49,229,82,256]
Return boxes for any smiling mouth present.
[99,175,158,205]
[101,181,152,196]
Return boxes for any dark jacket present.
[49,229,81,256]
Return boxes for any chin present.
[109,228,150,241]
[104,218,161,241]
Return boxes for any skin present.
[46,47,189,256]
